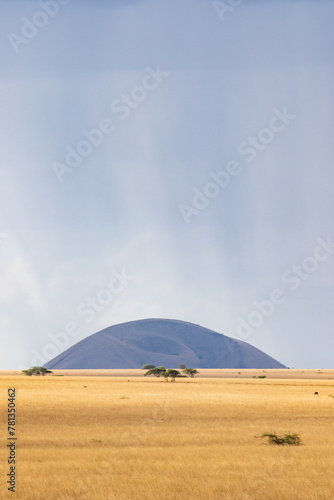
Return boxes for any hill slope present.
[44,318,285,369]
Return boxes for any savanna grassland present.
[1,370,334,500]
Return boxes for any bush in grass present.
[261,433,301,445]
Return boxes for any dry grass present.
[1,373,334,499]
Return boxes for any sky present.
[0,0,333,369]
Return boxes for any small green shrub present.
[141,364,156,370]
[261,433,301,445]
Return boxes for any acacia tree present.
[165,369,180,382]
[144,367,181,382]
[144,367,166,378]
[22,366,53,376]
[183,368,199,378]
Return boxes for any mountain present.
[44,318,285,369]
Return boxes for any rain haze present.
[0,0,333,369]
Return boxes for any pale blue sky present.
[0,0,333,369]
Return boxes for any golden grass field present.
[1,370,334,499]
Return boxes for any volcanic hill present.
[44,318,285,369]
